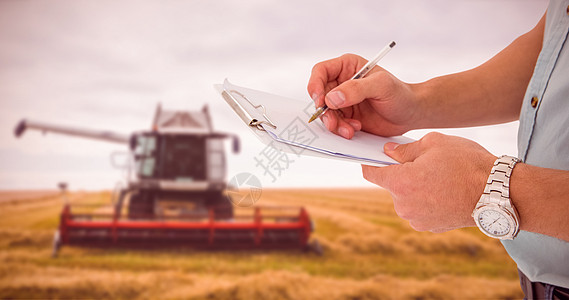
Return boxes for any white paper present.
[217,79,414,167]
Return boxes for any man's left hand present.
[362,132,496,232]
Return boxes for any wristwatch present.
[472,155,521,240]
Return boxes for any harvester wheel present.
[306,239,324,256]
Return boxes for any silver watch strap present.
[482,155,520,207]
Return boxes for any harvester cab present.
[15,104,316,255]
[124,105,239,219]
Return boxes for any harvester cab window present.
[207,139,225,181]
[134,135,157,177]
[158,135,206,181]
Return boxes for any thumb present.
[384,140,423,163]
[324,72,394,109]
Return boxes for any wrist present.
[508,162,536,235]
[460,152,496,228]
[409,80,436,130]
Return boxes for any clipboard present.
[215,79,414,167]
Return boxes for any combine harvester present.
[15,105,317,256]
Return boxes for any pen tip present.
[389,41,396,48]
[308,115,317,123]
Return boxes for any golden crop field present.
[0,188,523,299]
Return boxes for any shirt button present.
[531,96,539,108]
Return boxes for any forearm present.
[510,163,569,242]
[412,14,545,129]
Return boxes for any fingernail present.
[326,91,345,108]
[338,126,350,139]
[385,142,399,151]
[312,93,320,109]
[346,120,361,131]
[311,93,319,102]
[322,114,330,128]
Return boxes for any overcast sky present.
[0,0,548,190]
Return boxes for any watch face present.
[476,209,511,237]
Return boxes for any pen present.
[308,41,396,123]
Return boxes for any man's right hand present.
[307,53,423,139]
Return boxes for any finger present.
[308,54,365,108]
[321,111,338,132]
[336,118,355,139]
[344,118,362,131]
[321,111,357,139]
[383,139,425,163]
[361,164,396,189]
[325,71,394,109]
[310,93,322,109]
[309,81,340,108]
[307,58,345,107]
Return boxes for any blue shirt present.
[503,0,569,288]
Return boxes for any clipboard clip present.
[221,86,277,131]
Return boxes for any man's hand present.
[307,54,423,139]
[362,132,496,232]
[307,14,544,140]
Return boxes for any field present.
[0,188,523,299]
